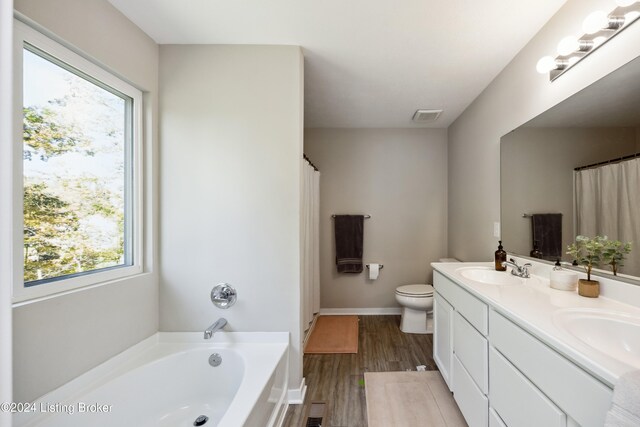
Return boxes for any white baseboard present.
[319,307,402,315]
[302,314,319,348]
[287,377,307,404]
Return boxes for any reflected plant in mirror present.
[501,54,640,284]
[603,240,632,276]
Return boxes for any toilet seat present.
[395,284,434,297]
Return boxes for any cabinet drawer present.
[490,347,566,427]
[453,354,488,427]
[490,310,612,427]
[434,271,488,335]
[454,311,488,394]
[489,408,507,427]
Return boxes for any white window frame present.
[12,19,143,303]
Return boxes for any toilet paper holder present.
[366,264,384,270]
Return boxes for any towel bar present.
[331,214,371,218]
[365,264,384,269]
[523,213,563,218]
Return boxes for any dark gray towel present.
[334,215,364,273]
[531,213,562,261]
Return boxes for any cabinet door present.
[434,291,453,390]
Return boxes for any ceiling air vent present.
[412,109,443,123]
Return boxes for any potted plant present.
[602,240,632,276]
[566,235,607,297]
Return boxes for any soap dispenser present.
[530,242,543,259]
[495,241,507,271]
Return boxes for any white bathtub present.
[14,332,289,427]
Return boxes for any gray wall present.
[501,127,639,258]
[305,128,448,309]
[13,0,159,402]
[448,0,640,261]
[158,45,304,390]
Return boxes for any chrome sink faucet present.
[204,318,227,339]
[502,258,532,278]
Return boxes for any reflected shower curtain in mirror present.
[575,158,640,277]
[301,159,320,331]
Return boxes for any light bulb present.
[557,36,579,56]
[616,0,637,7]
[536,56,557,74]
[583,10,609,34]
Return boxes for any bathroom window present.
[14,21,143,302]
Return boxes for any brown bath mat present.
[304,315,359,354]
[365,371,467,427]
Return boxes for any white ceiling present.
[108,0,567,128]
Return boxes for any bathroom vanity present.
[432,261,640,427]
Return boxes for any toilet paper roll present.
[368,263,380,280]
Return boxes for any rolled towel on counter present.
[605,370,640,427]
[549,269,578,291]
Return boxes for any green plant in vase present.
[566,235,607,297]
[602,240,632,276]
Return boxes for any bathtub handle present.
[211,283,237,309]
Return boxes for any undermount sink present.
[553,308,640,367]
[458,267,524,286]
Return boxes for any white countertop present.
[432,261,640,388]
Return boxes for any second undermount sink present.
[458,267,524,286]
[553,308,640,367]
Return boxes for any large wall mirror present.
[501,55,640,284]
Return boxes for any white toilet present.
[395,258,459,334]
[395,284,434,334]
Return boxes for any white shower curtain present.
[575,157,640,277]
[301,159,320,331]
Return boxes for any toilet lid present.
[395,284,434,297]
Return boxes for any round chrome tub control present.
[211,283,237,309]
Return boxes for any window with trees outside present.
[15,21,143,302]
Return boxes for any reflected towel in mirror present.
[531,213,562,261]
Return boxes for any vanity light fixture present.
[537,1,640,81]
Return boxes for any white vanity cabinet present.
[490,310,612,427]
[433,269,614,427]
[434,271,489,427]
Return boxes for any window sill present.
[12,269,150,307]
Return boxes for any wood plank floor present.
[283,315,438,427]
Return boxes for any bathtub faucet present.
[204,318,227,339]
